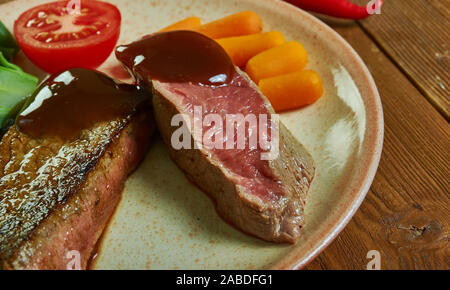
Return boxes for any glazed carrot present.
[246,41,308,83]
[193,11,262,39]
[216,31,286,67]
[159,17,202,32]
[259,70,323,112]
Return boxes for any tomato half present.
[14,0,121,73]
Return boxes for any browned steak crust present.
[0,110,153,269]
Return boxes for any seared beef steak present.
[117,31,315,243]
[0,112,153,269]
[151,69,315,243]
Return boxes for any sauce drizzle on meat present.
[17,68,148,140]
[115,30,234,86]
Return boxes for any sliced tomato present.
[14,0,121,73]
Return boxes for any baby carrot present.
[159,17,202,32]
[259,70,323,112]
[216,31,286,67]
[193,11,262,39]
[246,41,308,83]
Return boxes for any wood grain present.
[357,0,450,119]
[305,23,450,270]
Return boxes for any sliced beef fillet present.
[116,31,315,243]
[0,69,154,269]
[152,70,315,243]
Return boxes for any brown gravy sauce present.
[16,68,148,140]
[115,30,234,86]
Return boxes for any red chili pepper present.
[284,0,384,20]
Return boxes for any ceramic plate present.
[0,0,383,269]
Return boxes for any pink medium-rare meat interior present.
[158,71,283,201]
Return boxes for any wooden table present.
[304,0,449,270]
[1,0,448,270]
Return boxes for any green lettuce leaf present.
[0,51,38,130]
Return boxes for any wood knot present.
[386,208,448,250]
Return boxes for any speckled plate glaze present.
[0,0,383,269]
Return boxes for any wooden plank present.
[305,23,450,270]
[357,0,450,119]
